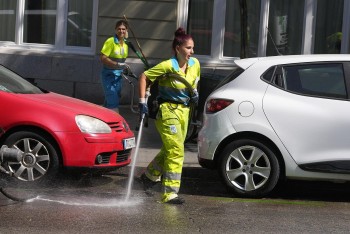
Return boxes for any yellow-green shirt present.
[145,56,200,105]
[101,36,129,62]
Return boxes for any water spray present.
[124,90,150,201]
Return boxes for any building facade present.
[0,0,349,105]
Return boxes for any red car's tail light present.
[206,99,234,114]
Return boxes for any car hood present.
[21,92,118,120]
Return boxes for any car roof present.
[234,54,350,70]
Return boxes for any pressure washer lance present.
[124,90,150,201]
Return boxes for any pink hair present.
[172,27,193,52]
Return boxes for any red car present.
[0,64,135,182]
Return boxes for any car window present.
[282,63,347,99]
[261,66,276,83]
[0,65,43,94]
[214,67,245,91]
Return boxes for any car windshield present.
[0,65,43,94]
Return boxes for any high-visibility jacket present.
[144,56,200,105]
[100,36,129,66]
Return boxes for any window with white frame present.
[266,0,305,56]
[314,0,344,54]
[185,0,350,62]
[187,0,214,56]
[0,0,17,42]
[187,0,260,60]
[23,0,57,44]
[66,0,93,47]
[224,0,260,58]
[0,0,96,53]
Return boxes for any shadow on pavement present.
[2,165,350,204]
[271,179,350,202]
[113,166,350,203]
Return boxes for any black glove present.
[138,102,149,120]
[190,89,199,104]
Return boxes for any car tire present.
[3,131,60,184]
[218,139,280,198]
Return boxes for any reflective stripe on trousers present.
[145,102,189,202]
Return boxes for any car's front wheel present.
[218,139,280,198]
[3,131,60,183]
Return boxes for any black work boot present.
[139,173,158,196]
[165,196,185,205]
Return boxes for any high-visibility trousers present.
[145,102,189,202]
[101,68,123,109]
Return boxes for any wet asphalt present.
[1,106,350,233]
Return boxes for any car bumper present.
[55,131,135,168]
[197,110,236,164]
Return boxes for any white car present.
[198,54,350,198]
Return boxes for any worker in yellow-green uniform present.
[138,27,200,205]
[100,20,130,113]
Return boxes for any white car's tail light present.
[206,99,234,113]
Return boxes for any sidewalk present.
[118,105,200,168]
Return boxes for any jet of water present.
[124,116,146,201]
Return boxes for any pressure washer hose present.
[0,187,28,202]
[157,73,198,137]
[0,146,35,202]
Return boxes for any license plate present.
[123,137,135,149]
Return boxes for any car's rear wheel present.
[218,139,280,198]
[3,131,60,184]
